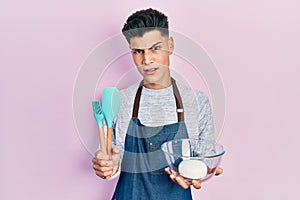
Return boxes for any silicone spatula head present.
[102,87,121,128]
[92,101,104,127]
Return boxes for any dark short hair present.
[122,8,169,43]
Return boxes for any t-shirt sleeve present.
[195,92,216,167]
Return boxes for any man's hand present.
[165,167,223,189]
[92,146,120,179]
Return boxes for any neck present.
[143,78,172,90]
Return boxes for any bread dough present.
[178,160,207,179]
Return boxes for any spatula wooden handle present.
[105,127,113,180]
[107,127,113,158]
[98,127,107,155]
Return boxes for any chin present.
[143,77,157,84]
[143,76,169,87]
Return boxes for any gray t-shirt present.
[115,81,215,161]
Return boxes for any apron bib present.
[112,79,192,200]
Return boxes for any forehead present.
[129,30,168,49]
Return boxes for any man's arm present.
[92,89,130,180]
[165,91,223,189]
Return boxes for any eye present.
[151,46,160,51]
[132,49,143,54]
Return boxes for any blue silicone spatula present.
[102,87,121,158]
[92,101,107,155]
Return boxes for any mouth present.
[143,67,158,75]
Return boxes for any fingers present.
[93,152,113,179]
[164,167,171,175]
[165,168,177,183]
[111,147,120,175]
[215,167,223,176]
[164,168,180,179]
[191,179,202,190]
[93,146,121,179]
[92,158,114,170]
[98,159,114,167]
[93,165,114,175]
[173,176,201,190]
[95,150,110,160]
[112,146,120,164]
[169,174,176,183]
[164,166,222,190]
[93,161,114,177]
[175,176,190,189]
[112,146,120,154]
[95,168,113,178]
[207,167,223,176]
[164,168,190,190]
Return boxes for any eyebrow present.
[131,42,163,51]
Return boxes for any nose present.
[142,49,154,65]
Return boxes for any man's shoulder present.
[119,82,140,100]
[176,81,208,101]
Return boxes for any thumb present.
[111,146,121,175]
[112,146,120,165]
[112,146,120,154]
[215,167,223,176]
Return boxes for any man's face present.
[129,30,174,89]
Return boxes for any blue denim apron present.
[112,79,192,200]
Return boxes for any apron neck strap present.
[132,78,184,122]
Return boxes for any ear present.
[168,37,174,55]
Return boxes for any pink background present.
[1,0,300,199]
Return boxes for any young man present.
[92,8,222,200]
